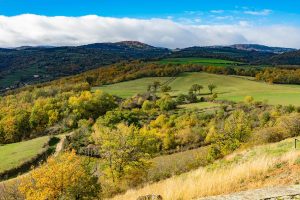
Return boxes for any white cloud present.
[210,10,224,14]
[0,14,299,48]
[244,9,272,16]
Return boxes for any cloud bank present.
[0,14,299,48]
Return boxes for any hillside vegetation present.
[1,41,300,91]
[2,59,300,199]
[0,41,169,90]
[111,137,300,200]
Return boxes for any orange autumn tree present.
[18,151,100,200]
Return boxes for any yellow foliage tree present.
[18,151,100,200]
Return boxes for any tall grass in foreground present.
[111,150,300,200]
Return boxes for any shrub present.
[186,92,197,103]
[156,95,176,111]
[142,100,155,111]
[277,113,300,137]
[244,96,254,104]
[252,127,285,144]
[160,85,171,93]
[212,93,218,100]
[283,104,295,113]
[259,111,271,126]
[176,94,186,104]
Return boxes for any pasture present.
[158,57,242,67]
[0,136,50,173]
[94,72,300,106]
[92,77,172,98]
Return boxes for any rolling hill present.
[230,44,295,54]
[94,72,300,106]
[170,46,276,63]
[264,50,300,65]
[1,41,300,91]
[0,41,170,90]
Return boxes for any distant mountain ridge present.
[170,46,276,63]
[262,49,300,65]
[81,41,161,50]
[1,41,300,91]
[0,41,170,90]
[229,44,296,54]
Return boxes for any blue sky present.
[1,0,300,24]
[0,0,299,16]
[0,0,300,24]
[0,0,299,48]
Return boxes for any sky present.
[0,0,300,48]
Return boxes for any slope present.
[111,137,300,200]
[94,72,300,106]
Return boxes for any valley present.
[1,48,300,200]
[2,1,300,199]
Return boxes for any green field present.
[0,136,50,173]
[93,77,172,98]
[158,57,242,67]
[94,72,300,106]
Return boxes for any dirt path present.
[54,132,74,157]
[198,185,300,200]
[54,136,66,156]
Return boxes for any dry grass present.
[111,142,300,200]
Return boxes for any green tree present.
[69,90,117,120]
[142,100,155,111]
[176,94,186,104]
[152,81,161,93]
[186,91,197,103]
[160,85,171,93]
[92,123,153,183]
[208,84,217,94]
[189,84,203,95]
[156,94,176,111]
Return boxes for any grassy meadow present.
[94,72,300,106]
[0,136,50,173]
[111,137,300,200]
[158,57,242,67]
[92,77,172,98]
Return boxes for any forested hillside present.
[1,41,300,92]
[0,41,170,90]
[263,49,300,65]
[170,46,276,63]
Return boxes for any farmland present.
[158,57,242,67]
[94,72,300,106]
[0,136,50,174]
